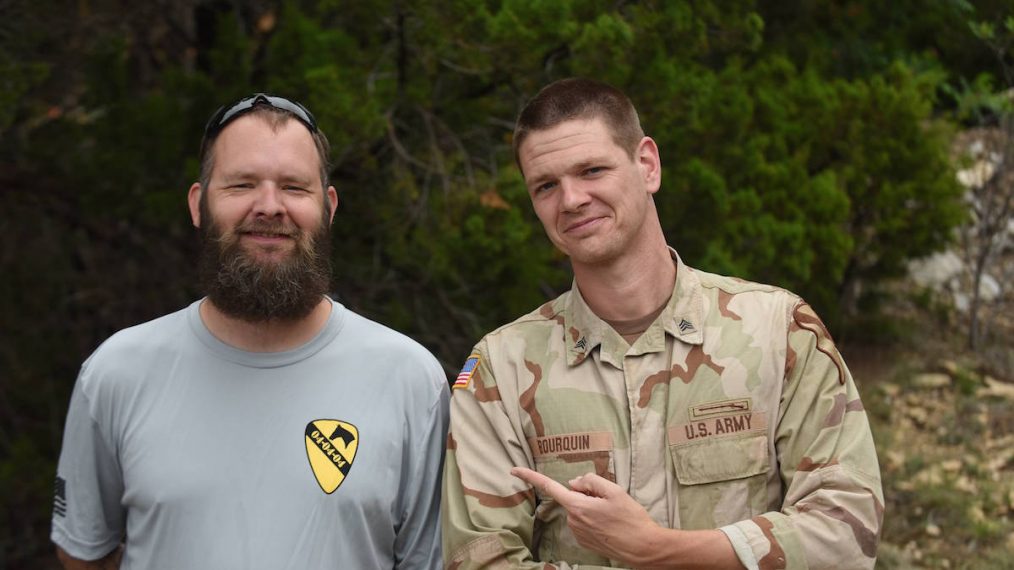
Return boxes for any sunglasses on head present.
[203,93,318,141]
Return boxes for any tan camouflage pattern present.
[442,252,884,569]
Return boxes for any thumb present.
[568,472,618,498]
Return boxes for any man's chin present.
[199,221,332,323]
[563,243,623,267]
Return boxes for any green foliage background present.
[1,0,1009,566]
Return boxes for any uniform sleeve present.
[440,343,614,570]
[51,369,126,561]
[394,357,451,569]
[722,301,884,569]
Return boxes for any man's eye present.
[584,167,603,175]
[535,182,556,194]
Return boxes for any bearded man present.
[52,94,449,569]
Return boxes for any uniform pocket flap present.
[669,434,769,486]
[527,432,615,497]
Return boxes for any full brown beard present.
[197,200,332,323]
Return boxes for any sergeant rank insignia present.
[304,419,359,494]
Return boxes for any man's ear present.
[188,183,203,228]
[326,186,338,224]
[637,136,662,194]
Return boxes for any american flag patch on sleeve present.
[454,355,480,390]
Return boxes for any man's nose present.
[252,183,285,217]
[559,178,590,212]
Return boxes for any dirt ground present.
[840,293,1014,569]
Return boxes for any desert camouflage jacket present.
[442,252,884,569]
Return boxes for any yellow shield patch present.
[304,419,359,494]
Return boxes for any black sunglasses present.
[203,93,318,141]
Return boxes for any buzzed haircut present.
[512,77,645,170]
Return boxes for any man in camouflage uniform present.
[441,78,883,569]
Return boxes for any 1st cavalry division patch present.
[304,419,359,494]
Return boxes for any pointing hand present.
[510,467,660,564]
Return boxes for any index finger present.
[510,466,578,506]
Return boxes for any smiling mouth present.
[245,231,292,238]
[238,231,297,249]
[564,217,604,233]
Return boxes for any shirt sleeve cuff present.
[719,524,759,570]
[51,524,121,562]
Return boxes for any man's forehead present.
[519,118,621,172]
[212,117,320,167]
[215,113,315,146]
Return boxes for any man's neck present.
[572,242,676,323]
[198,297,333,353]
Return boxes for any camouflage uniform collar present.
[563,282,612,366]
[562,247,704,367]
[661,247,705,346]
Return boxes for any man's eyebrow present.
[525,157,611,187]
[279,174,315,186]
[525,172,553,187]
[218,171,257,182]
[216,172,315,185]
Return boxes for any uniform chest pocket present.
[668,433,771,528]
[528,432,615,499]
[671,433,769,484]
[526,432,615,566]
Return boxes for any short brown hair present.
[513,78,644,170]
